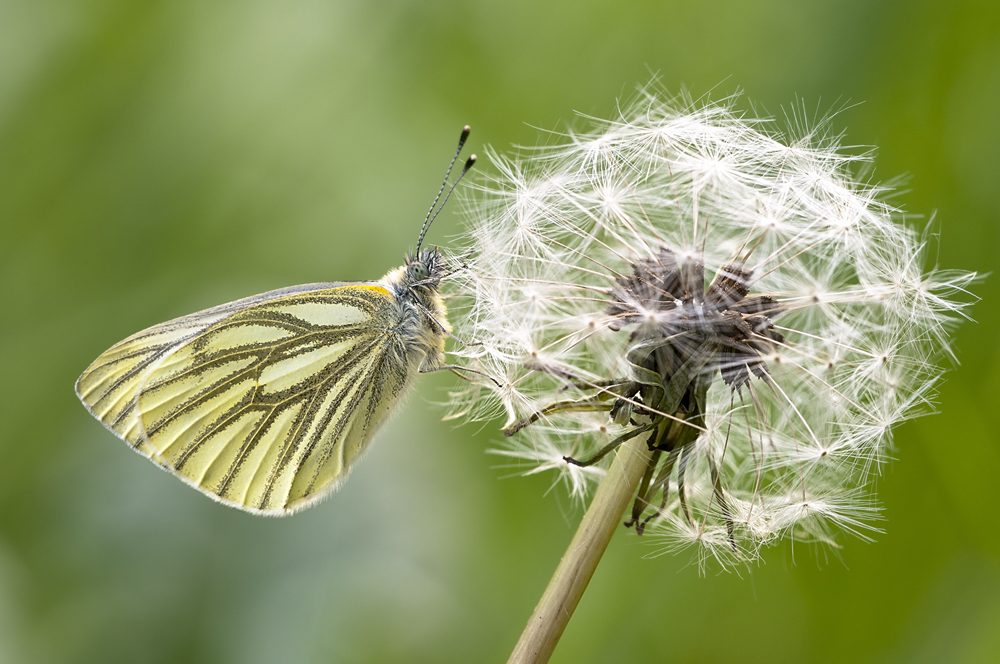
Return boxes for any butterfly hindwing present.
[76,282,410,514]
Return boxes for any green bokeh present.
[1,1,997,662]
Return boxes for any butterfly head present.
[403,247,447,293]
[387,247,452,366]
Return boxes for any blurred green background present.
[1,1,997,662]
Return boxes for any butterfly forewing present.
[77,283,409,514]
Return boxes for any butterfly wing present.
[76,282,410,514]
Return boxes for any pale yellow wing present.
[76,282,409,514]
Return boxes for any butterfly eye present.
[409,262,430,281]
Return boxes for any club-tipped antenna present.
[415,125,475,254]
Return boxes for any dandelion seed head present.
[447,86,976,569]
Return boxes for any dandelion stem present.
[506,434,654,664]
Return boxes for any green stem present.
[506,434,654,664]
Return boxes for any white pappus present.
[446,87,977,568]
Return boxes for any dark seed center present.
[607,247,785,393]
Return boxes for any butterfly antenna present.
[415,125,476,254]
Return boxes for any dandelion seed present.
[449,87,976,567]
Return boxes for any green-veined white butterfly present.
[76,127,477,515]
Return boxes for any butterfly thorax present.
[381,248,450,374]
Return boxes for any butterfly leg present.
[503,394,618,437]
[420,363,502,388]
[413,300,483,348]
[561,422,656,467]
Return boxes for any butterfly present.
[76,127,477,515]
